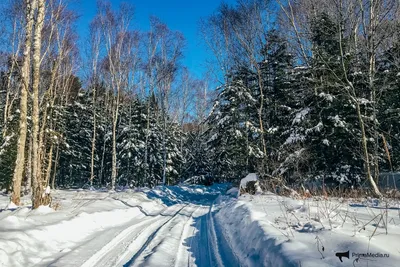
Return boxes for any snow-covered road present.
[54,204,221,267]
[0,185,241,267]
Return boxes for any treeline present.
[1,0,400,206]
[0,0,211,207]
[201,0,400,196]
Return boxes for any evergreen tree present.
[58,91,93,187]
[206,70,262,182]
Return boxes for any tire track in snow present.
[80,204,187,267]
[189,202,240,267]
[173,206,202,267]
[177,205,216,267]
[51,191,238,267]
[122,205,197,267]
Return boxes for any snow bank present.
[216,193,400,266]
[215,196,298,267]
[226,187,239,197]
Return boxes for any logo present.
[335,251,350,262]
[335,250,389,263]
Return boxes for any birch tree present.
[97,1,136,190]
[11,0,36,205]
[88,17,102,187]
[142,17,184,185]
[31,0,47,208]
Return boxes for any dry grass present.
[50,200,61,210]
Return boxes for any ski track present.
[48,199,239,267]
[124,205,197,267]
[81,204,187,267]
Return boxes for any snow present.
[239,173,262,196]
[329,115,346,128]
[292,108,310,125]
[216,193,400,266]
[240,173,258,189]
[1,185,399,267]
[0,134,15,156]
[226,187,239,196]
[305,121,323,134]
[319,92,333,102]
[357,98,371,105]
[267,127,279,134]
[284,133,306,145]
[322,139,330,146]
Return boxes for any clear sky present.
[72,0,236,78]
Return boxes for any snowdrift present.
[216,192,400,266]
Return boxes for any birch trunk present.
[31,0,48,208]
[111,90,120,190]
[90,30,100,186]
[11,0,37,205]
[44,144,53,187]
[90,87,97,187]
[336,1,382,197]
[24,137,33,195]
[51,144,59,189]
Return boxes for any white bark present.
[31,0,47,208]
[11,0,37,206]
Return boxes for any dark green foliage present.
[204,13,400,189]
[0,134,16,191]
[57,91,93,187]
[50,89,185,189]
[206,71,262,183]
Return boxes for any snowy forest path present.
[47,186,238,267]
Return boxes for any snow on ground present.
[0,184,399,267]
[0,185,230,267]
[215,191,400,267]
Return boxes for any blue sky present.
[72,0,236,78]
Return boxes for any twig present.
[369,214,383,241]
[315,236,325,259]
[358,213,382,232]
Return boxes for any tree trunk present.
[37,60,60,192]
[144,100,151,186]
[11,0,37,206]
[368,0,380,183]
[44,144,54,187]
[90,85,96,187]
[355,101,381,197]
[51,144,59,189]
[162,106,167,185]
[111,91,120,190]
[90,34,99,186]
[336,2,382,198]
[99,134,107,186]
[31,0,49,209]
[24,137,33,195]
[257,71,267,174]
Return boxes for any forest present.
[1,0,400,208]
